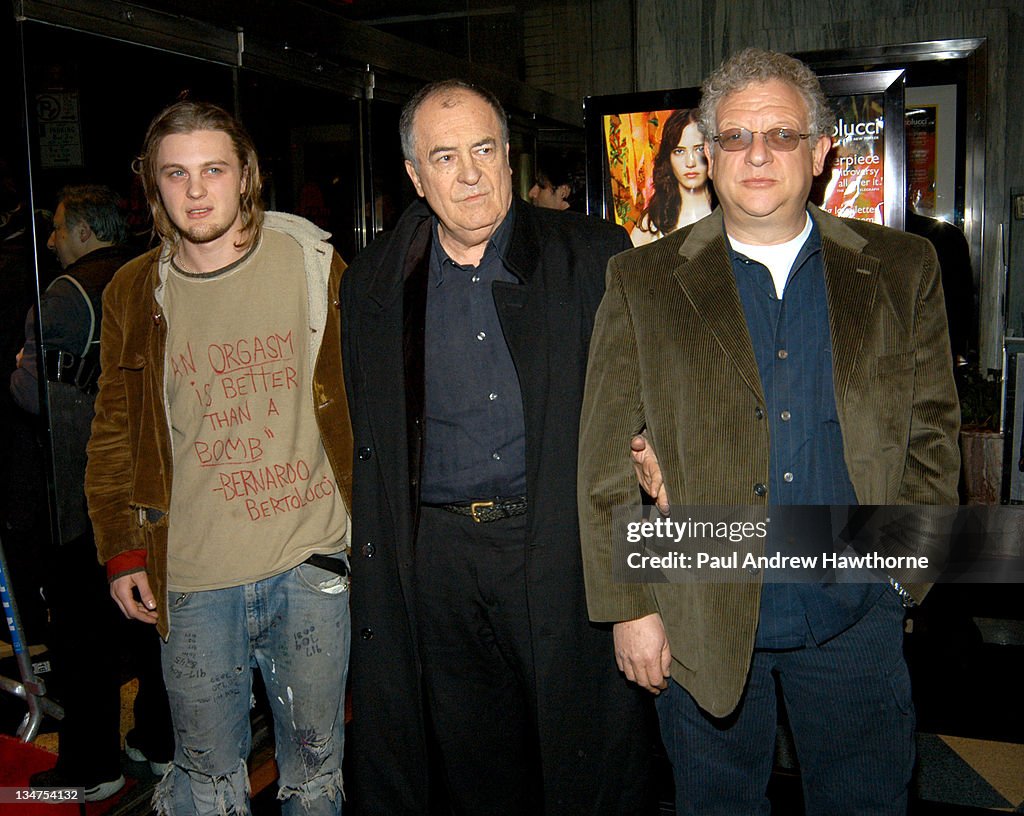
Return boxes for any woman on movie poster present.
[631,109,714,246]
[603,107,713,246]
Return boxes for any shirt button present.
[753,482,767,497]
[780,410,791,421]
[360,628,374,641]
[361,543,376,558]
[491,451,501,461]
[471,274,480,283]
[783,472,794,483]
[754,406,765,420]
[489,392,498,401]
[357,446,372,460]
[477,331,487,341]
[777,349,788,360]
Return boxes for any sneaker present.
[83,775,127,801]
[30,767,126,802]
[125,739,172,776]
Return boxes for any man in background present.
[905,201,974,363]
[528,145,585,211]
[13,185,172,801]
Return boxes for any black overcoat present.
[341,197,651,815]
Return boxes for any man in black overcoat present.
[341,79,651,815]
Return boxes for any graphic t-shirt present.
[163,229,348,591]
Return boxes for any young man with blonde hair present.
[86,100,353,815]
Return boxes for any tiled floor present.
[916,734,1024,812]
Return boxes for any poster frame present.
[1002,338,1024,503]
[817,69,906,230]
[905,84,958,222]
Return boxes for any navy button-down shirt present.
[731,217,880,647]
[420,209,527,503]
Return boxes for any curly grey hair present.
[698,48,835,141]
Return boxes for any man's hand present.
[631,434,669,514]
[613,613,671,694]
[110,571,158,625]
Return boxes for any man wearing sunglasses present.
[579,48,959,814]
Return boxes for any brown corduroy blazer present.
[577,206,960,717]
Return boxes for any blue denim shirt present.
[731,217,882,648]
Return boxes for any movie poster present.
[604,110,672,232]
[820,93,886,224]
[906,105,937,215]
[603,107,713,246]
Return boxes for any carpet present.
[0,734,138,815]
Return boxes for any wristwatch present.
[888,576,917,608]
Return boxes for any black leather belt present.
[304,553,349,577]
[430,496,528,523]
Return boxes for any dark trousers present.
[45,527,173,783]
[414,507,540,816]
[656,589,914,816]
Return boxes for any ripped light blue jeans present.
[157,555,350,816]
